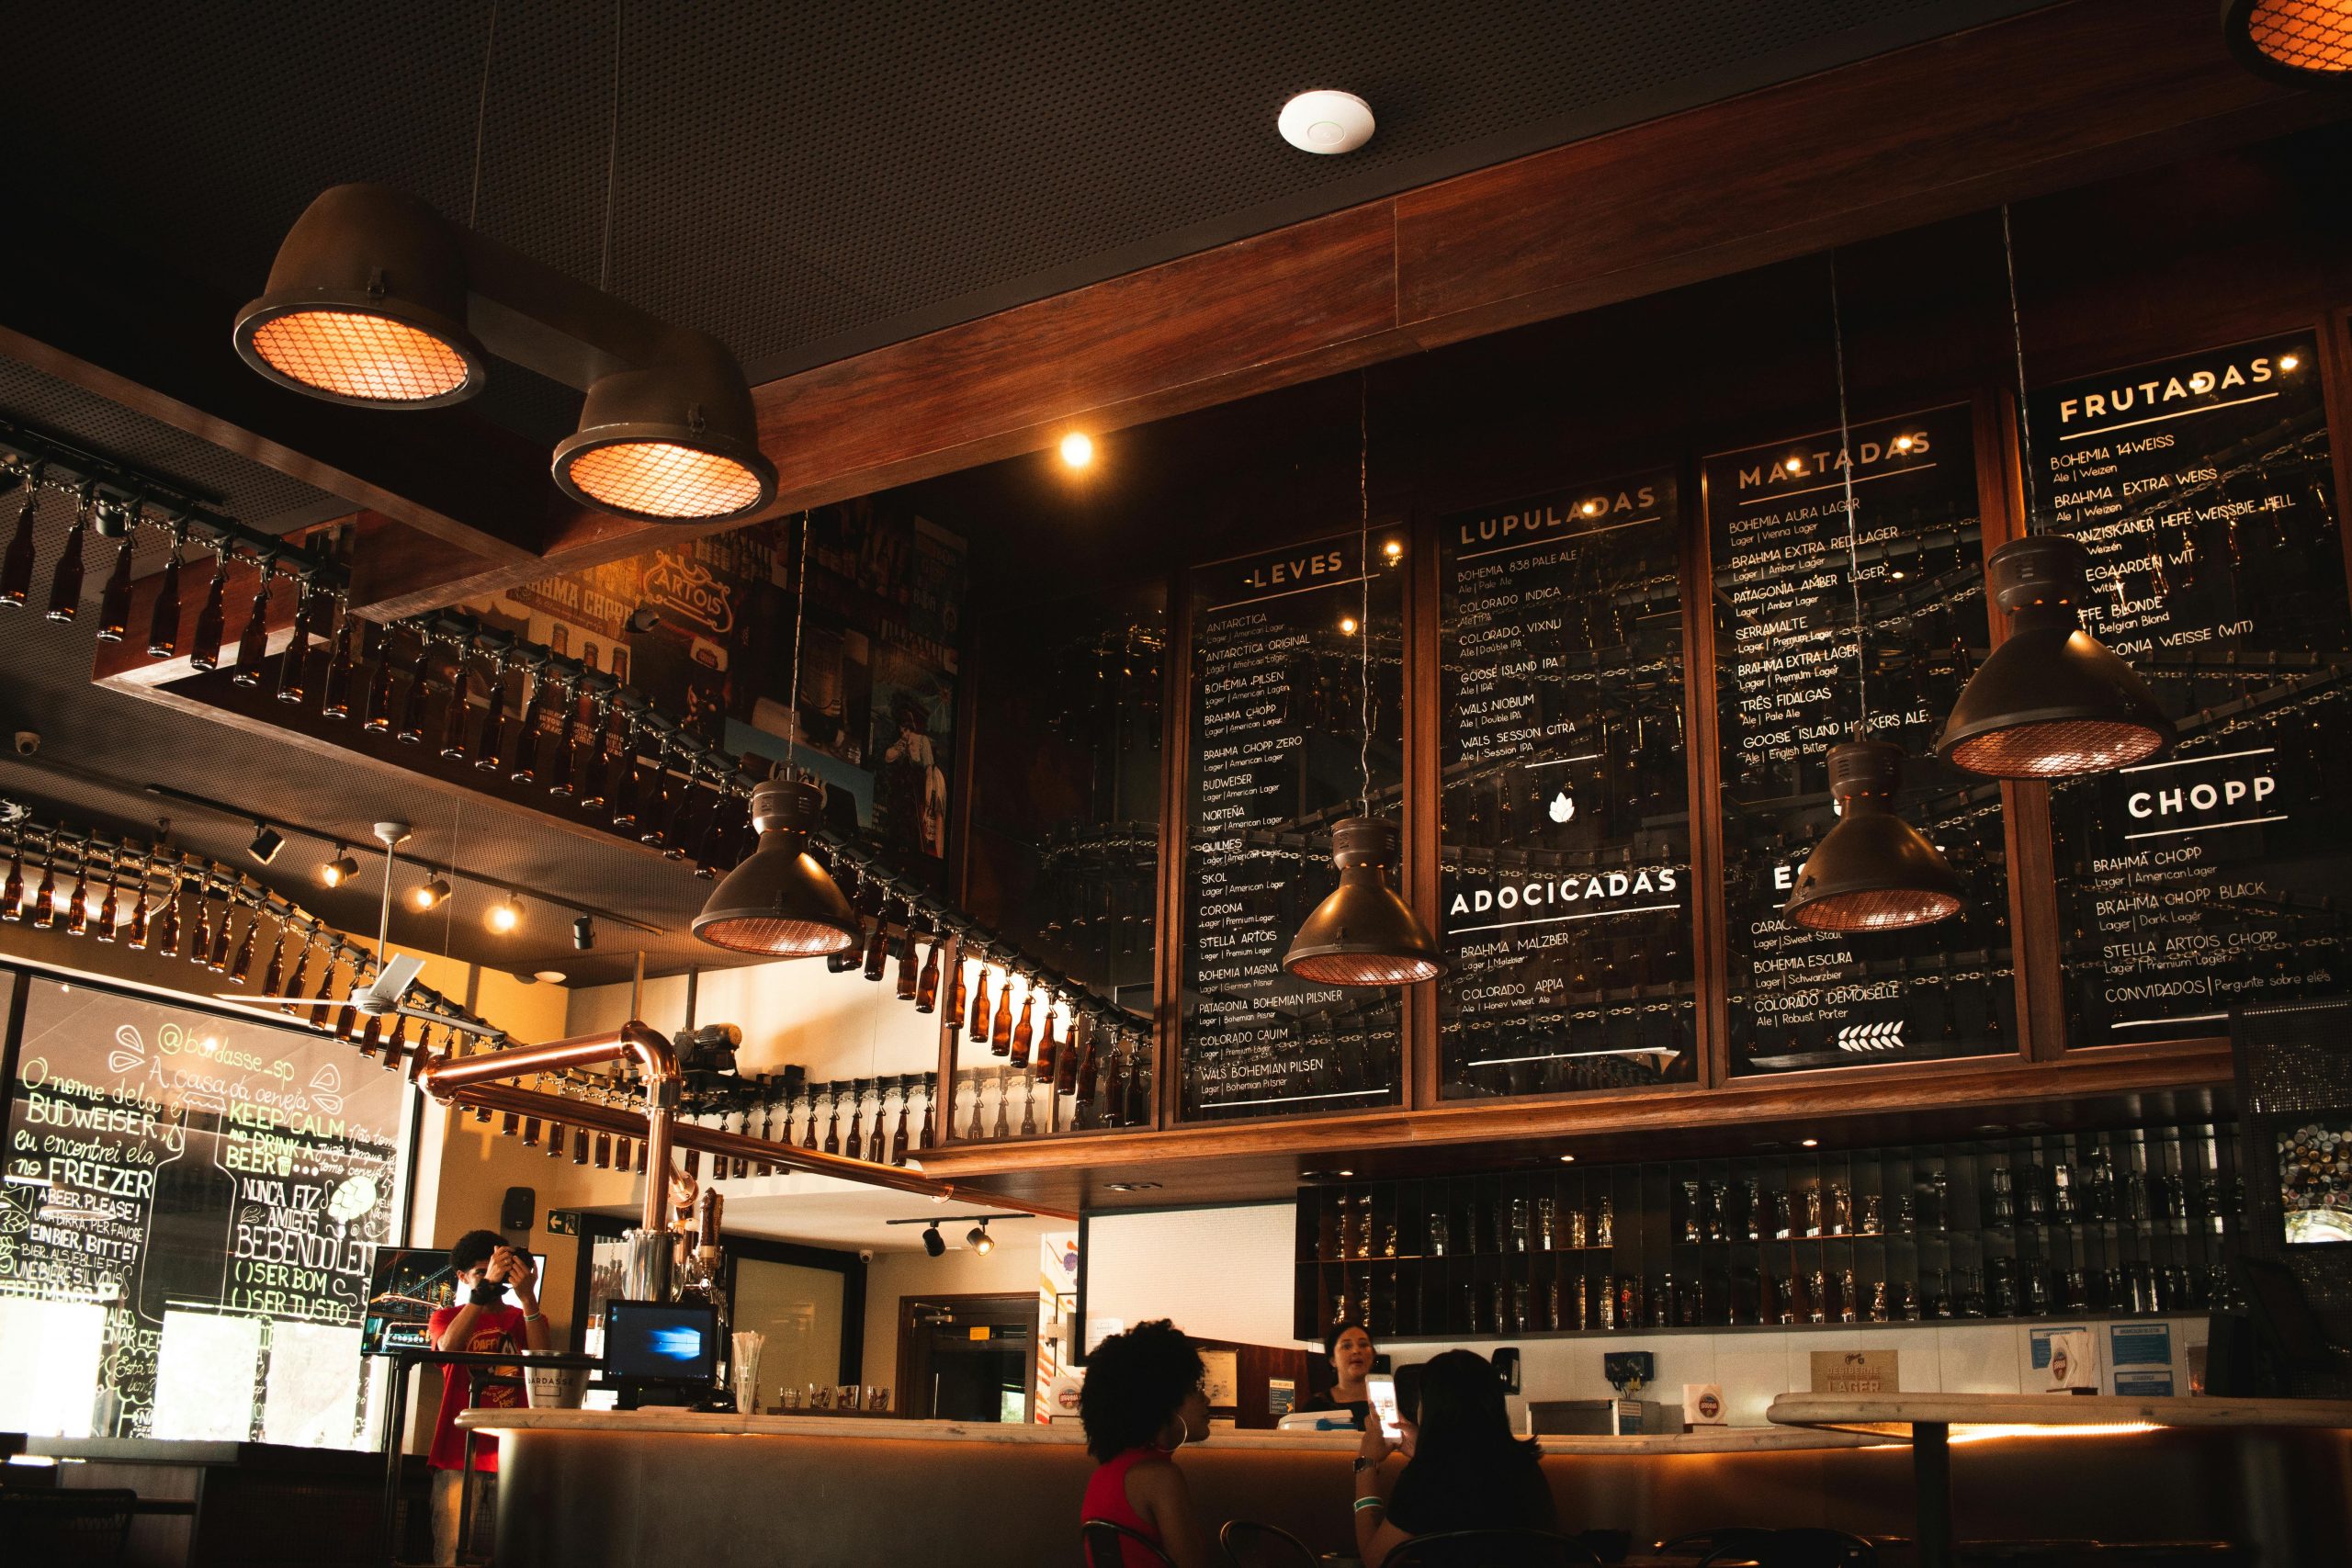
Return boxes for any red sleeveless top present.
[1082,1446,1171,1566]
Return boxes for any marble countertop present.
[1769,1391,2352,1436]
[457,1407,1893,1453]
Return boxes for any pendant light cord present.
[2002,204,2040,537]
[1358,373,1373,818]
[1830,252,1867,740]
[598,0,623,291]
[786,509,809,780]
[466,0,501,228]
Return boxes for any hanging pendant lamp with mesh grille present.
[1783,740,1965,933]
[2222,0,2352,86]
[1938,535,2172,780]
[1283,816,1448,985]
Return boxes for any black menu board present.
[1181,532,1405,1121]
[1706,405,2018,1074]
[1,978,407,1440]
[1436,469,1697,1099]
[2029,333,2352,1045]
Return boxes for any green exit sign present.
[546,1210,581,1235]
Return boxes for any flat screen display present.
[603,1300,718,1383]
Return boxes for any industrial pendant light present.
[232,185,488,408]
[690,777,860,954]
[1782,253,1964,934]
[1282,377,1445,987]
[550,333,777,524]
[694,513,857,955]
[1938,536,2171,777]
[1938,207,2172,779]
[1783,742,1966,931]
[2222,1,2352,85]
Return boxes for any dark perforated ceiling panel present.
[10,1,2047,382]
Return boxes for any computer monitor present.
[603,1300,719,1400]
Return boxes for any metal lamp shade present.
[691,780,860,955]
[552,333,777,524]
[1783,741,1965,933]
[1938,536,2171,779]
[1282,817,1447,986]
[2222,0,2352,87]
[232,184,487,408]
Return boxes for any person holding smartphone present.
[426,1231,549,1564]
[1351,1351,1554,1567]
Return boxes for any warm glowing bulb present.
[487,897,521,934]
[408,887,434,911]
[1801,1137,1820,1148]
[1785,457,1805,473]
[1894,434,1916,452]
[1580,500,1601,516]
[1382,539,1402,560]
[1058,432,1094,468]
[2280,354,2301,372]
[1339,616,1359,636]
[1559,1154,1576,1163]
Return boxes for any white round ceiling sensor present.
[1279,90,1374,155]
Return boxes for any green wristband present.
[1353,1497,1385,1513]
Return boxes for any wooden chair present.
[1384,1528,1604,1567]
[1219,1518,1321,1566]
[1082,1517,1179,1567]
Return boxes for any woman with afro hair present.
[1079,1318,1216,1567]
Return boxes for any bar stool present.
[1220,1519,1320,1566]
[1082,1517,1179,1567]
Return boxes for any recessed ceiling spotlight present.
[1278,89,1375,155]
[1058,432,1094,469]
[1559,1154,1577,1163]
[1800,1137,1820,1149]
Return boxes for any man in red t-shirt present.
[426,1230,548,1564]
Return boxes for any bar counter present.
[456,1408,2317,1566]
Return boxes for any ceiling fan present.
[219,820,504,1042]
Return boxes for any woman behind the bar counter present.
[1080,1319,1216,1568]
[1297,1320,1377,1427]
[1351,1350,1554,1567]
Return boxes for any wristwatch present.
[1352,1455,1382,1472]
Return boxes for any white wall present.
[569,955,939,1085]
[1078,1202,2209,1427]
[859,1225,1046,1394]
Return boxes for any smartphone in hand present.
[1364,1373,1403,1441]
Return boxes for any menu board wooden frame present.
[927,290,2352,1173]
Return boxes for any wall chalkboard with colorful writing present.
[0,976,409,1445]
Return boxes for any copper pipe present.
[420,1021,680,1232]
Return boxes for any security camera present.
[857,1248,875,1263]
[12,731,38,758]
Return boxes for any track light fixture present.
[922,1223,946,1258]
[247,821,285,865]
[233,183,775,523]
[573,915,595,951]
[408,872,452,912]
[966,1221,994,1257]
[487,892,523,934]
[320,847,359,887]
[2222,0,2352,86]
